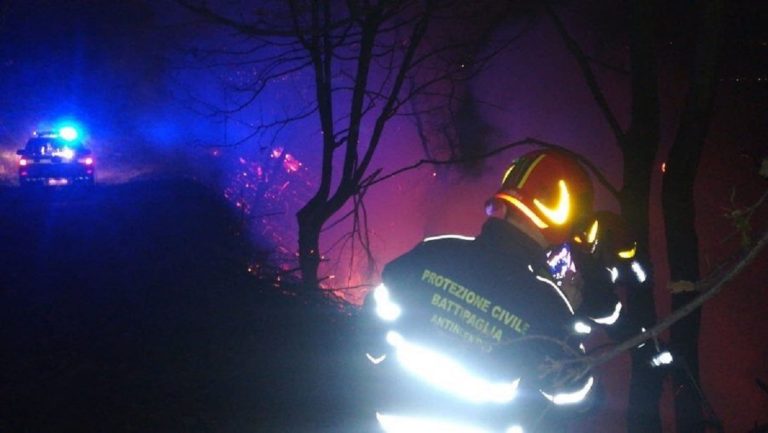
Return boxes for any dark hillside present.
[0,179,365,433]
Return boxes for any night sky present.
[0,0,766,431]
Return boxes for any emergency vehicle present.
[17,126,94,187]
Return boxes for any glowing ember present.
[283,154,301,172]
[216,145,384,304]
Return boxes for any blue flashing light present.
[59,126,79,141]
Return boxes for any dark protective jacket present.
[570,245,623,322]
[380,217,581,386]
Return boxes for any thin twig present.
[544,4,624,143]
[365,137,620,199]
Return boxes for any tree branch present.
[364,137,620,200]
[175,0,353,39]
[544,4,625,143]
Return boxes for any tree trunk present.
[620,136,663,433]
[662,1,723,432]
[297,202,325,291]
[622,1,663,431]
[296,181,356,291]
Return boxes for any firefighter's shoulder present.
[383,233,475,277]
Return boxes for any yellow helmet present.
[489,149,594,245]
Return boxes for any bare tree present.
[175,0,524,290]
[540,0,748,432]
[662,1,725,431]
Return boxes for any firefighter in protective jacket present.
[367,150,600,432]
